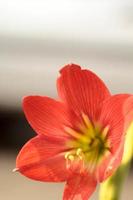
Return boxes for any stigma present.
[64,113,110,172]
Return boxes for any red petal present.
[16,135,69,182]
[99,94,132,152]
[96,140,124,182]
[97,94,133,181]
[63,172,97,200]
[57,64,111,121]
[123,95,133,132]
[23,96,76,138]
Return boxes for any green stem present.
[99,122,133,200]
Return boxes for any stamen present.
[68,155,75,161]
[65,113,110,173]
[65,152,75,170]
[76,148,82,155]
[65,152,75,162]
[102,125,110,138]
[82,113,95,138]
[76,148,84,160]
[87,149,99,173]
[64,126,81,139]
[82,113,93,129]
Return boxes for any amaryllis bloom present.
[16,64,133,200]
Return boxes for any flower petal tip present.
[59,63,81,74]
[22,96,31,106]
[12,168,19,172]
[22,95,41,109]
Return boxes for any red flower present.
[16,64,133,200]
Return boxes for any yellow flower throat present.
[64,113,110,172]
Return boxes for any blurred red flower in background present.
[16,64,133,200]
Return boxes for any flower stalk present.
[99,122,133,200]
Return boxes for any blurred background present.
[0,0,133,199]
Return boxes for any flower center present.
[64,113,110,172]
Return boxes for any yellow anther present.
[68,155,75,161]
[76,148,84,160]
[76,148,82,156]
[65,152,75,170]
[65,152,75,161]
[65,152,70,159]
